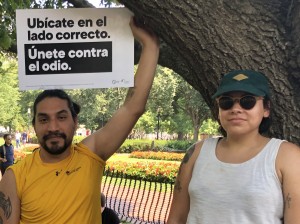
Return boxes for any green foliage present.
[67,88,127,130]
[30,0,64,9]
[148,67,178,117]
[72,135,85,143]
[18,90,40,130]
[0,0,32,51]
[0,28,11,50]
[164,140,195,151]
[118,139,156,153]
[117,139,190,153]
[134,111,155,135]
[168,112,193,138]
[200,118,220,135]
[172,74,212,140]
[0,53,23,130]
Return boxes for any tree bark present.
[116,0,300,145]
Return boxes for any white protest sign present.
[16,8,134,90]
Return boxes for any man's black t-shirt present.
[102,207,120,224]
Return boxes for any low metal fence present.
[102,169,174,224]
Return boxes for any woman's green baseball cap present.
[212,70,270,99]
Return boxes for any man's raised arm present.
[82,17,160,160]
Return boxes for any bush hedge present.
[118,139,195,153]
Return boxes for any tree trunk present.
[117,0,300,145]
[193,127,199,142]
[177,132,184,140]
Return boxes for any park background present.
[1,0,300,223]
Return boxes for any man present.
[0,17,159,223]
[0,134,14,175]
[101,193,120,224]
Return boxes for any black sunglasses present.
[217,95,264,110]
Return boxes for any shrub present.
[118,139,192,153]
[164,140,195,151]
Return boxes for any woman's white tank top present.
[187,137,284,224]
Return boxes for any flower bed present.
[129,151,184,161]
[106,160,180,183]
[14,144,39,163]
[14,151,27,163]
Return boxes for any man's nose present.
[47,119,59,131]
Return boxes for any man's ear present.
[74,116,79,129]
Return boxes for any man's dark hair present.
[3,134,11,140]
[101,193,106,207]
[259,97,272,134]
[32,89,80,125]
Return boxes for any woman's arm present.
[277,141,300,224]
[167,142,202,224]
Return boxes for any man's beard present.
[40,131,73,155]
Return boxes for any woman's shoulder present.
[184,137,220,164]
[194,137,221,152]
[277,140,300,172]
[278,139,300,153]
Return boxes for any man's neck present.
[39,147,71,163]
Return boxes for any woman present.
[167,70,300,224]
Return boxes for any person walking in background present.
[21,131,27,147]
[167,70,300,224]
[27,132,32,143]
[15,131,21,149]
[0,17,159,224]
[0,134,14,175]
[101,193,120,224]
